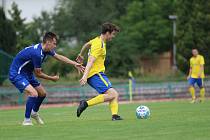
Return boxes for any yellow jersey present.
[190,55,205,78]
[87,36,106,78]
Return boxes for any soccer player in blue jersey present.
[9,32,84,126]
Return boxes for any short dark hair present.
[43,32,57,43]
[192,48,199,52]
[101,22,120,34]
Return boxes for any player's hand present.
[79,76,87,86]
[51,75,59,82]
[187,76,190,80]
[76,54,84,64]
[198,74,201,78]
[74,62,85,74]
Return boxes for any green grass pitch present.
[0,100,210,140]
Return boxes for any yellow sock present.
[109,100,118,115]
[189,86,195,100]
[200,88,205,99]
[87,94,104,106]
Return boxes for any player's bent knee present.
[113,92,119,100]
[35,85,47,97]
[110,88,119,98]
[26,90,38,97]
[29,89,38,97]
[31,93,38,97]
[38,92,47,97]
[105,88,119,100]
[24,85,38,97]
[104,94,115,101]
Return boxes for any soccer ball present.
[136,105,150,119]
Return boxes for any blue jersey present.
[9,43,55,78]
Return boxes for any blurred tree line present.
[0,0,210,79]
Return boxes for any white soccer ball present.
[136,105,151,119]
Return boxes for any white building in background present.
[1,0,58,23]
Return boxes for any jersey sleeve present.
[200,56,205,65]
[90,42,101,59]
[32,53,42,69]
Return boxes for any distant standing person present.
[76,22,123,121]
[187,49,205,103]
[9,32,84,125]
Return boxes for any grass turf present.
[0,100,210,140]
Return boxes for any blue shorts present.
[9,74,40,93]
[188,77,204,88]
[87,72,112,94]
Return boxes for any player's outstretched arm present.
[34,68,59,82]
[53,53,85,73]
[76,42,91,64]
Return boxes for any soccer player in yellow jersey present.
[187,49,205,103]
[76,22,123,121]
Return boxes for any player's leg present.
[188,78,196,103]
[104,88,123,121]
[23,85,38,125]
[77,94,106,117]
[77,90,118,118]
[82,88,117,108]
[76,93,107,117]
[31,84,46,124]
[77,73,112,117]
[197,78,205,103]
[33,85,46,112]
[83,87,123,120]
[77,73,122,120]
[27,75,45,124]
[9,74,38,125]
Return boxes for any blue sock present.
[25,97,37,119]
[32,96,46,112]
